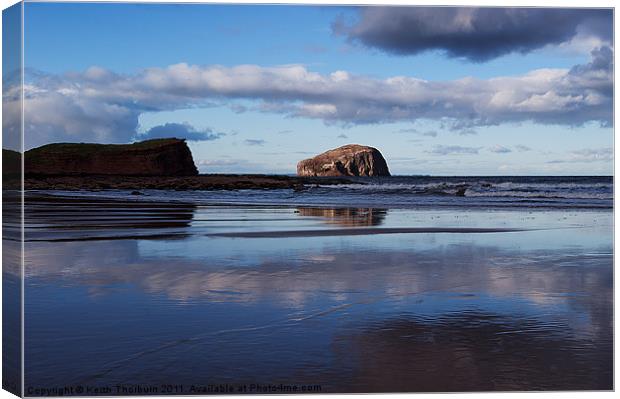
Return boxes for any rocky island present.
[297,144,390,177]
[25,138,198,176]
[3,138,356,191]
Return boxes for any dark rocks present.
[455,186,468,196]
[293,183,307,192]
[3,149,21,177]
[297,144,390,177]
[24,138,198,176]
[19,174,356,191]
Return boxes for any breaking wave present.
[37,176,613,210]
[322,180,612,200]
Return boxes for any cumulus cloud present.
[244,139,266,146]
[197,157,289,174]
[10,45,612,149]
[334,7,612,62]
[197,159,238,167]
[515,144,532,152]
[396,128,438,137]
[427,145,481,155]
[337,133,348,139]
[548,147,613,163]
[229,103,248,114]
[137,122,225,141]
[489,144,512,153]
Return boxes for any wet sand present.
[206,227,532,238]
[15,194,613,392]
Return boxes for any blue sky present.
[16,3,614,175]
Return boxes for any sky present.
[5,2,614,175]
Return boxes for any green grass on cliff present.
[26,138,185,156]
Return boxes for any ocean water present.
[43,176,613,209]
[13,177,614,393]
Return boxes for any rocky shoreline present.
[7,174,356,191]
[3,139,389,190]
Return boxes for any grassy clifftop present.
[27,138,183,155]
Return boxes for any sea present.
[44,175,613,209]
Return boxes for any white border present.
[0,1,616,399]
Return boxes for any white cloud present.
[244,139,266,146]
[10,45,612,149]
[488,145,512,154]
[548,147,613,163]
[395,128,438,137]
[427,145,482,155]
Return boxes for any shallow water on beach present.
[18,194,613,393]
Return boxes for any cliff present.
[3,149,21,177]
[297,144,390,177]
[25,138,198,176]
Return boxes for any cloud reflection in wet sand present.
[24,240,612,390]
[24,240,611,311]
[22,197,613,391]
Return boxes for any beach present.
[16,185,613,393]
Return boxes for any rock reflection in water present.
[297,207,387,226]
[24,195,197,241]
